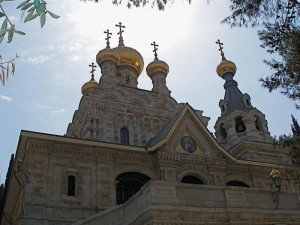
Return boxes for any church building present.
[1,23,300,225]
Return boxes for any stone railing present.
[73,181,300,225]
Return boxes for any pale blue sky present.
[0,0,299,183]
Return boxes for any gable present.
[146,104,234,160]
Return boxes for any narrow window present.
[120,127,129,145]
[235,117,246,133]
[220,123,227,138]
[245,98,250,106]
[254,116,263,131]
[125,75,130,85]
[68,175,76,196]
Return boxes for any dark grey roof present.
[222,73,251,115]
[146,104,188,148]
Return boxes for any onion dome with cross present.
[215,39,237,78]
[146,41,169,77]
[96,29,119,66]
[113,22,144,76]
[81,63,99,95]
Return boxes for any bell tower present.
[213,40,290,165]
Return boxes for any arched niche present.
[181,175,204,185]
[226,181,249,188]
[116,172,150,205]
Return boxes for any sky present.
[0,0,299,183]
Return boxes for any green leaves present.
[16,0,30,9]
[19,0,60,28]
[0,0,59,45]
[0,18,26,44]
[40,11,45,27]
[47,11,59,19]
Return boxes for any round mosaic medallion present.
[180,136,197,153]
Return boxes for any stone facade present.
[1,27,300,225]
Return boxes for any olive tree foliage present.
[0,0,59,85]
[81,0,191,11]
[219,0,300,109]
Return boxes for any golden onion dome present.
[216,58,237,77]
[114,46,144,75]
[81,75,99,95]
[146,59,169,77]
[96,47,119,66]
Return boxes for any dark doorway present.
[116,172,150,204]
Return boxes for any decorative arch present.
[181,175,204,185]
[177,167,210,185]
[226,181,250,188]
[116,172,150,204]
[225,175,252,188]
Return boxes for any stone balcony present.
[73,181,300,225]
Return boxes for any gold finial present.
[216,39,226,60]
[151,41,159,60]
[89,62,97,80]
[270,168,281,178]
[104,29,112,49]
[116,22,125,47]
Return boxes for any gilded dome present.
[96,48,119,66]
[146,59,169,77]
[114,46,144,75]
[216,58,237,77]
[81,75,99,95]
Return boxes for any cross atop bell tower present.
[216,39,226,60]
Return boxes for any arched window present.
[235,116,246,133]
[181,176,204,185]
[116,172,150,205]
[226,181,249,188]
[68,175,76,196]
[125,75,130,85]
[245,98,250,106]
[219,123,227,139]
[120,127,129,145]
[254,116,263,131]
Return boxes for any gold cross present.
[116,22,125,46]
[151,41,159,60]
[89,62,97,79]
[216,39,225,60]
[104,29,112,48]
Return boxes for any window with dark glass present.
[125,75,130,84]
[226,181,249,188]
[116,172,150,205]
[68,175,76,196]
[181,176,204,185]
[120,127,129,145]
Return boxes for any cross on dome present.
[104,29,112,49]
[116,22,125,47]
[89,62,97,79]
[216,39,226,60]
[151,41,159,60]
